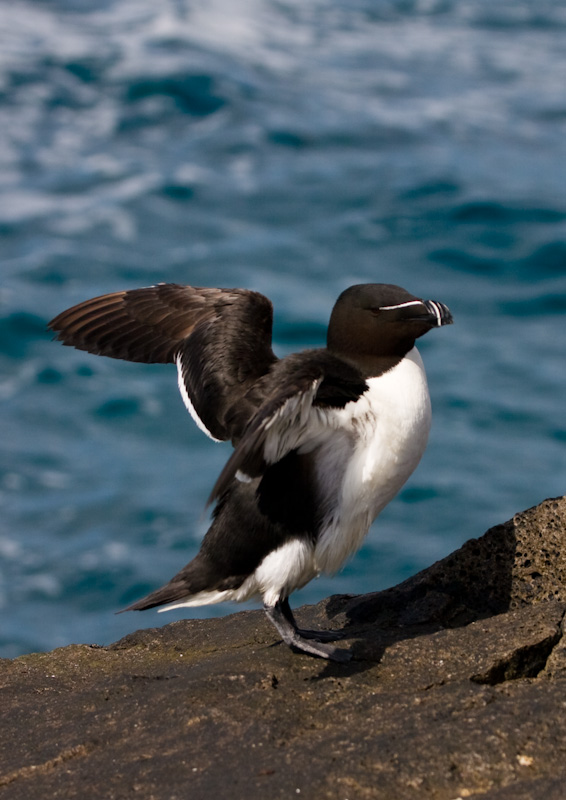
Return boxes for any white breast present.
[314,346,432,575]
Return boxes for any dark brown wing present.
[48,283,277,442]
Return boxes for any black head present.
[327,283,453,375]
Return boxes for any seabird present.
[49,282,453,661]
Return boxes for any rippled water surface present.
[1,0,565,657]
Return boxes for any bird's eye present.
[369,307,382,316]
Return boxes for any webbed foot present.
[264,598,351,662]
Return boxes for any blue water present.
[1,0,565,658]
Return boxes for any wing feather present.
[48,283,276,441]
[208,353,368,504]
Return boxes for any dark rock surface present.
[1,497,565,800]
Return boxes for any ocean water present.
[1,0,565,658]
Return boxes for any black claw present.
[296,627,347,642]
[325,646,352,663]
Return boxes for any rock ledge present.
[1,497,566,799]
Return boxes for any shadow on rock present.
[301,496,566,673]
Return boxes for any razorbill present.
[49,283,453,661]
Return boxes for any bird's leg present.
[278,597,347,642]
[264,598,351,662]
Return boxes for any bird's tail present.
[118,553,247,614]
[120,581,194,613]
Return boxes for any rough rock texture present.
[1,497,566,800]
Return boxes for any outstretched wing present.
[208,351,368,504]
[48,283,276,442]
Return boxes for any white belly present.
[314,347,432,575]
